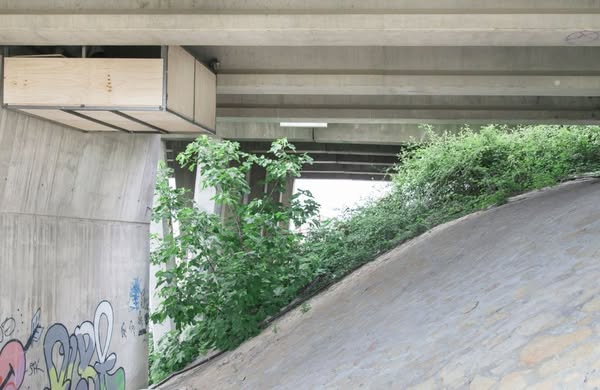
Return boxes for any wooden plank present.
[166,46,195,120]
[121,110,209,133]
[4,58,164,107]
[20,109,117,131]
[194,61,217,130]
[75,110,158,132]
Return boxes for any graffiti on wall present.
[43,301,125,390]
[128,278,143,312]
[0,317,17,344]
[1,300,128,390]
[127,278,149,338]
[0,309,44,390]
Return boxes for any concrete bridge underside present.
[1,2,600,388]
[4,1,599,179]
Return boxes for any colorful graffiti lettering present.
[43,301,125,390]
[0,317,16,344]
[0,309,43,390]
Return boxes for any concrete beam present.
[2,0,599,12]
[308,154,397,166]
[0,2,599,46]
[217,122,449,144]
[240,142,403,156]
[302,163,389,175]
[217,74,600,97]
[192,46,600,73]
[299,172,390,181]
[217,95,600,125]
[217,107,600,125]
[217,94,600,109]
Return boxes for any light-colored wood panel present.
[166,46,195,120]
[4,58,164,107]
[122,110,209,133]
[20,109,117,131]
[194,61,217,130]
[75,110,158,132]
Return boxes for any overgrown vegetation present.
[149,137,319,383]
[150,125,600,383]
[303,125,600,289]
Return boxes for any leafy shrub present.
[149,137,319,383]
[303,125,600,291]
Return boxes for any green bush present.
[303,125,600,291]
[149,137,320,383]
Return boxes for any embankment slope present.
[160,178,600,389]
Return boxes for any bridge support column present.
[149,141,175,350]
[0,108,160,389]
[247,165,296,229]
[194,166,219,215]
[248,165,296,204]
[150,144,219,349]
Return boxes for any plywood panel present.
[122,110,209,133]
[75,110,158,132]
[4,58,163,107]
[20,109,117,131]
[194,61,217,130]
[166,46,195,120]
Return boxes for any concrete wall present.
[0,108,160,389]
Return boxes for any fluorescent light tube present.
[280,122,328,128]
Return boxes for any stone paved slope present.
[159,179,600,390]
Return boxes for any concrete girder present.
[217,74,600,97]
[240,142,403,156]
[301,163,389,175]
[2,1,599,12]
[216,95,600,125]
[216,123,449,144]
[299,172,390,181]
[309,154,397,166]
[0,5,599,46]
[191,46,600,73]
[216,95,600,109]
[217,108,600,125]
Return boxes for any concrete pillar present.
[149,141,175,349]
[282,177,295,207]
[247,164,268,203]
[149,144,219,349]
[246,164,295,229]
[194,166,218,215]
[0,108,160,389]
[248,165,296,203]
[173,164,196,200]
[280,177,295,230]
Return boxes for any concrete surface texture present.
[1,1,599,46]
[159,178,600,389]
[0,108,161,389]
[207,46,600,130]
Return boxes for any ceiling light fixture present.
[280,122,328,128]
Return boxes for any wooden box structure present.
[1,46,216,134]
